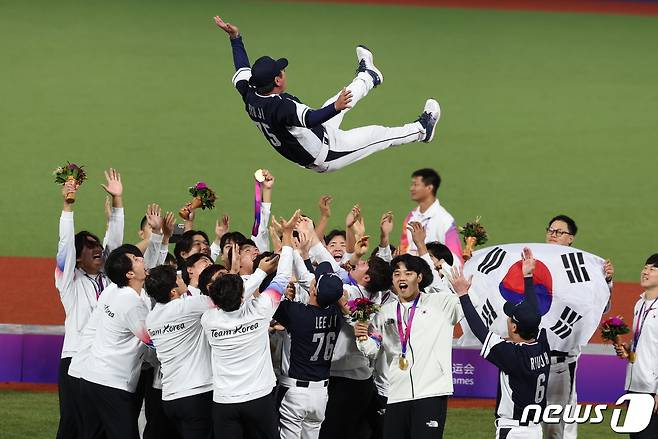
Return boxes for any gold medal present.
[629,352,637,363]
[399,356,409,370]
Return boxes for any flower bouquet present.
[53,162,87,203]
[179,182,217,220]
[348,297,380,341]
[601,315,634,363]
[460,217,488,261]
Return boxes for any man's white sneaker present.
[416,99,441,143]
[356,45,383,87]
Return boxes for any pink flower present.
[196,182,207,190]
[68,163,77,169]
[609,317,624,327]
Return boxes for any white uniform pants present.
[308,72,423,173]
[496,420,543,439]
[543,359,578,439]
[279,384,329,439]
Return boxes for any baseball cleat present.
[356,45,383,87]
[416,99,441,143]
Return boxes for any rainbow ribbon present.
[251,179,262,237]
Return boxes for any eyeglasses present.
[546,228,572,237]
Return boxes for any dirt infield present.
[296,0,658,16]
[0,256,643,343]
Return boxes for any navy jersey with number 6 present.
[274,301,342,382]
[481,328,551,421]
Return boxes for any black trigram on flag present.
[561,252,590,284]
[549,306,583,339]
[477,247,507,275]
[481,299,498,327]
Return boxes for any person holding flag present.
[451,247,550,439]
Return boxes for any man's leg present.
[366,392,388,439]
[56,357,78,439]
[144,386,180,439]
[320,376,374,439]
[321,46,382,131]
[279,386,306,439]
[543,360,573,439]
[383,400,410,439]
[300,387,329,439]
[163,392,213,439]
[83,380,140,439]
[408,396,448,439]
[78,379,104,439]
[242,392,279,439]
[563,361,578,439]
[212,401,242,439]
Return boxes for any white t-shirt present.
[201,246,292,404]
[146,295,215,400]
[625,295,658,393]
[80,285,152,392]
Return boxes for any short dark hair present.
[164,253,177,267]
[646,254,658,268]
[324,230,346,245]
[182,253,212,285]
[74,231,102,259]
[239,239,257,251]
[198,264,226,295]
[219,231,247,252]
[174,230,210,268]
[390,254,434,290]
[140,215,148,231]
[548,215,578,236]
[426,242,454,266]
[364,256,393,293]
[208,274,243,311]
[145,265,178,304]
[105,245,143,288]
[517,327,539,341]
[412,168,441,196]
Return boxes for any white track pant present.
[308,72,424,173]
[279,385,329,439]
[543,359,578,439]
[496,423,543,439]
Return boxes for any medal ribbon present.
[251,179,262,237]
[632,297,658,352]
[396,294,420,359]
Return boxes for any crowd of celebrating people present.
[53,166,658,439]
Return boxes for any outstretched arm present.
[450,266,488,344]
[521,247,539,313]
[214,16,251,95]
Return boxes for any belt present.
[550,350,576,365]
[280,376,328,389]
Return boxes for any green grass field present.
[1,0,657,279]
[0,391,625,439]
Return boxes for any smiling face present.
[239,244,259,273]
[326,235,346,262]
[187,256,213,287]
[77,236,104,274]
[392,262,423,302]
[641,264,658,291]
[545,220,575,246]
[349,260,370,287]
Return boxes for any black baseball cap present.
[249,56,288,88]
[503,300,540,334]
[314,262,344,308]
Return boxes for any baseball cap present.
[503,300,541,335]
[249,56,288,88]
[314,262,344,308]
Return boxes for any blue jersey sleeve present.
[273,300,292,328]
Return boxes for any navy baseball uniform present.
[460,276,551,439]
[223,32,440,173]
[274,262,345,439]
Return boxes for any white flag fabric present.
[457,243,610,355]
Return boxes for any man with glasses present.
[543,214,614,439]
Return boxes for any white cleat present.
[416,99,441,143]
[356,45,383,87]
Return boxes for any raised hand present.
[297,229,313,258]
[101,168,123,199]
[450,265,473,297]
[334,88,353,111]
[604,259,615,283]
[521,247,536,277]
[215,214,230,241]
[318,195,333,218]
[346,204,361,228]
[213,16,240,38]
[261,169,275,190]
[354,235,370,259]
[146,204,163,235]
[407,221,426,247]
[281,210,302,234]
[259,254,280,275]
[162,212,176,240]
[229,243,241,274]
[296,216,315,236]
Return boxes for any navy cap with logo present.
[314,261,344,308]
[503,300,541,334]
[249,56,288,88]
